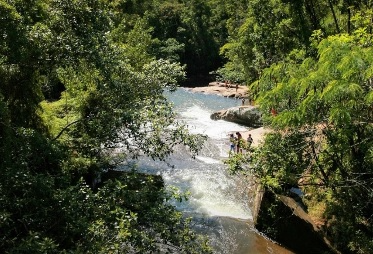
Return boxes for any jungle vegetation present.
[223,1,373,253]
[1,0,372,253]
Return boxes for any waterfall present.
[129,88,292,254]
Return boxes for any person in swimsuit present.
[236,132,243,153]
[247,134,253,148]
[229,134,236,156]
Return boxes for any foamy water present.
[130,88,292,254]
[161,163,253,220]
[180,105,247,140]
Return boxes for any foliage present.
[245,27,373,253]
[0,0,211,253]
[0,142,212,253]
[218,0,313,84]
[147,0,222,77]
[224,152,251,175]
[217,0,373,86]
[219,1,373,253]
[3,0,373,252]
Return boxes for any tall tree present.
[0,0,211,252]
[216,0,372,85]
[147,0,222,81]
[230,24,373,253]
[218,0,313,84]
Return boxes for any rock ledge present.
[210,105,262,128]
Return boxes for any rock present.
[253,189,338,254]
[210,105,262,128]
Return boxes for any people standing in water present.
[235,132,243,153]
[229,134,236,157]
[247,134,253,148]
[229,132,252,156]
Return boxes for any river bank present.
[184,83,268,147]
[181,85,336,253]
[185,81,249,98]
[160,88,295,253]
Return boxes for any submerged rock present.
[210,105,262,128]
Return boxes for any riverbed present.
[131,88,293,253]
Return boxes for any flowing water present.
[131,88,293,254]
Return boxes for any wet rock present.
[210,105,262,128]
[253,189,338,254]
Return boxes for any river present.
[133,88,293,254]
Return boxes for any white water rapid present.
[128,88,292,254]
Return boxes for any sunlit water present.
[125,88,293,254]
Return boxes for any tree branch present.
[51,120,80,141]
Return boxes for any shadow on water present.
[190,215,293,254]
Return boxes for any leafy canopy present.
[0,0,211,253]
[246,28,372,254]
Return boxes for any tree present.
[217,0,313,84]
[147,0,222,80]
[231,28,373,253]
[0,0,211,252]
[216,0,373,85]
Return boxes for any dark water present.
[135,88,293,254]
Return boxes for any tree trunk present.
[304,0,321,31]
[328,0,341,33]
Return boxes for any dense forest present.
[0,0,372,253]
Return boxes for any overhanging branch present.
[51,120,80,141]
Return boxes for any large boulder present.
[252,188,338,254]
[210,105,262,128]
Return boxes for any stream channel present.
[126,88,293,254]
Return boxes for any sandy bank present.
[185,82,249,98]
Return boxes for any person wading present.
[229,134,237,157]
[236,132,243,153]
[247,134,253,148]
